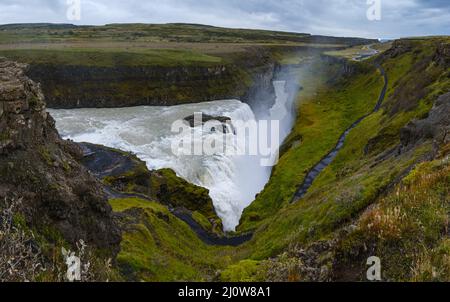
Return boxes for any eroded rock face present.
[433,42,450,68]
[383,40,413,59]
[0,59,48,152]
[21,46,279,115]
[400,92,450,151]
[0,57,121,254]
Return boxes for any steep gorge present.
[1,36,448,282]
[10,47,279,112]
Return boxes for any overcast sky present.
[0,0,449,38]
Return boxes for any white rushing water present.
[49,80,292,231]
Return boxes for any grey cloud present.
[0,0,448,38]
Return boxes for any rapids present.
[49,80,294,231]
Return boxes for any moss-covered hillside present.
[228,37,449,280]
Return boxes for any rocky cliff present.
[400,92,450,153]
[26,63,248,108]
[0,57,121,253]
[23,50,278,112]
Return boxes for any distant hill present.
[0,23,78,29]
[0,22,376,45]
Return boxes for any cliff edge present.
[0,57,121,254]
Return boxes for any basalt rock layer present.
[22,49,278,112]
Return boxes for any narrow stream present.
[291,65,387,202]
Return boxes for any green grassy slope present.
[0,48,223,67]
[110,198,232,281]
[334,154,450,281]
[236,37,449,264]
[239,61,385,233]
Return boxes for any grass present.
[0,48,223,67]
[239,60,384,233]
[324,42,393,61]
[100,146,222,231]
[237,37,449,261]
[0,23,373,69]
[0,23,372,46]
[326,38,450,280]
[109,197,162,212]
[336,154,450,281]
[220,260,263,282]
[110,197,232,281]
[325,44,375,60]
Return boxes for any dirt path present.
[292,65,388,203]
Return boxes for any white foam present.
[49,81,293,231]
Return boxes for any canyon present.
[0,24,449,282]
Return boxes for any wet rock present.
[184,113,231,127]
[183,113,235,133]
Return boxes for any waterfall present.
[48,79,293,231]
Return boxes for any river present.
[48,80,294,231]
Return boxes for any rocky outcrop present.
[400,92,450,152]
[433,42,450,68]
[183,113,235,134]
[183,113,231,127]
[381,39,414,59]
[80,143,218,221]
[319,54,366,80]
[0,58,121,253]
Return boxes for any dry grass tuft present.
[0,196,115,282]
[0,197,46,282]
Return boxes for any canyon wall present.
[24,50,278,111]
